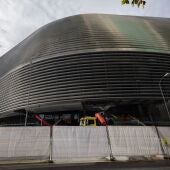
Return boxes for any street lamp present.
[159,73,170,120]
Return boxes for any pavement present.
[0,160,170,170]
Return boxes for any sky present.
[0,0,170,57]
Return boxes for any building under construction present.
[0,14,170,126]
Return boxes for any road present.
[0,160,170,170]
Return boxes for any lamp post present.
[159,73,170,120]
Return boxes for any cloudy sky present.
[0,0,170,57]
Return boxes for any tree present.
[121,0,146,8]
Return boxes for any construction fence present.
[0,127,50,160]
[0,126,169,162]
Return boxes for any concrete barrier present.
[0,127,50,160]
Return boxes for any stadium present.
[0,14,170,126]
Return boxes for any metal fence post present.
[24,110,28,126]
[105,126,114,160]
[49,126,53,163]
[154,126,166,156]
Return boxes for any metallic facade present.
[0,14,170,117]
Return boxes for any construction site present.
[0,14,169,164]
[0,14,170,127]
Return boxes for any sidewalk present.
[0,160,170,170]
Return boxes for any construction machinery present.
[80,113,107,126]
[34,114,49,126]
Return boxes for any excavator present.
[80,113,107,126]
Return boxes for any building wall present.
[0,14,170,117]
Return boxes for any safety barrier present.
[108,126,162,156]
[0,127,50,160]
[0,126,168,162]
[52,126,110,161]
[157,127,170,156]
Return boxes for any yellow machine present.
[80,116,97,126]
